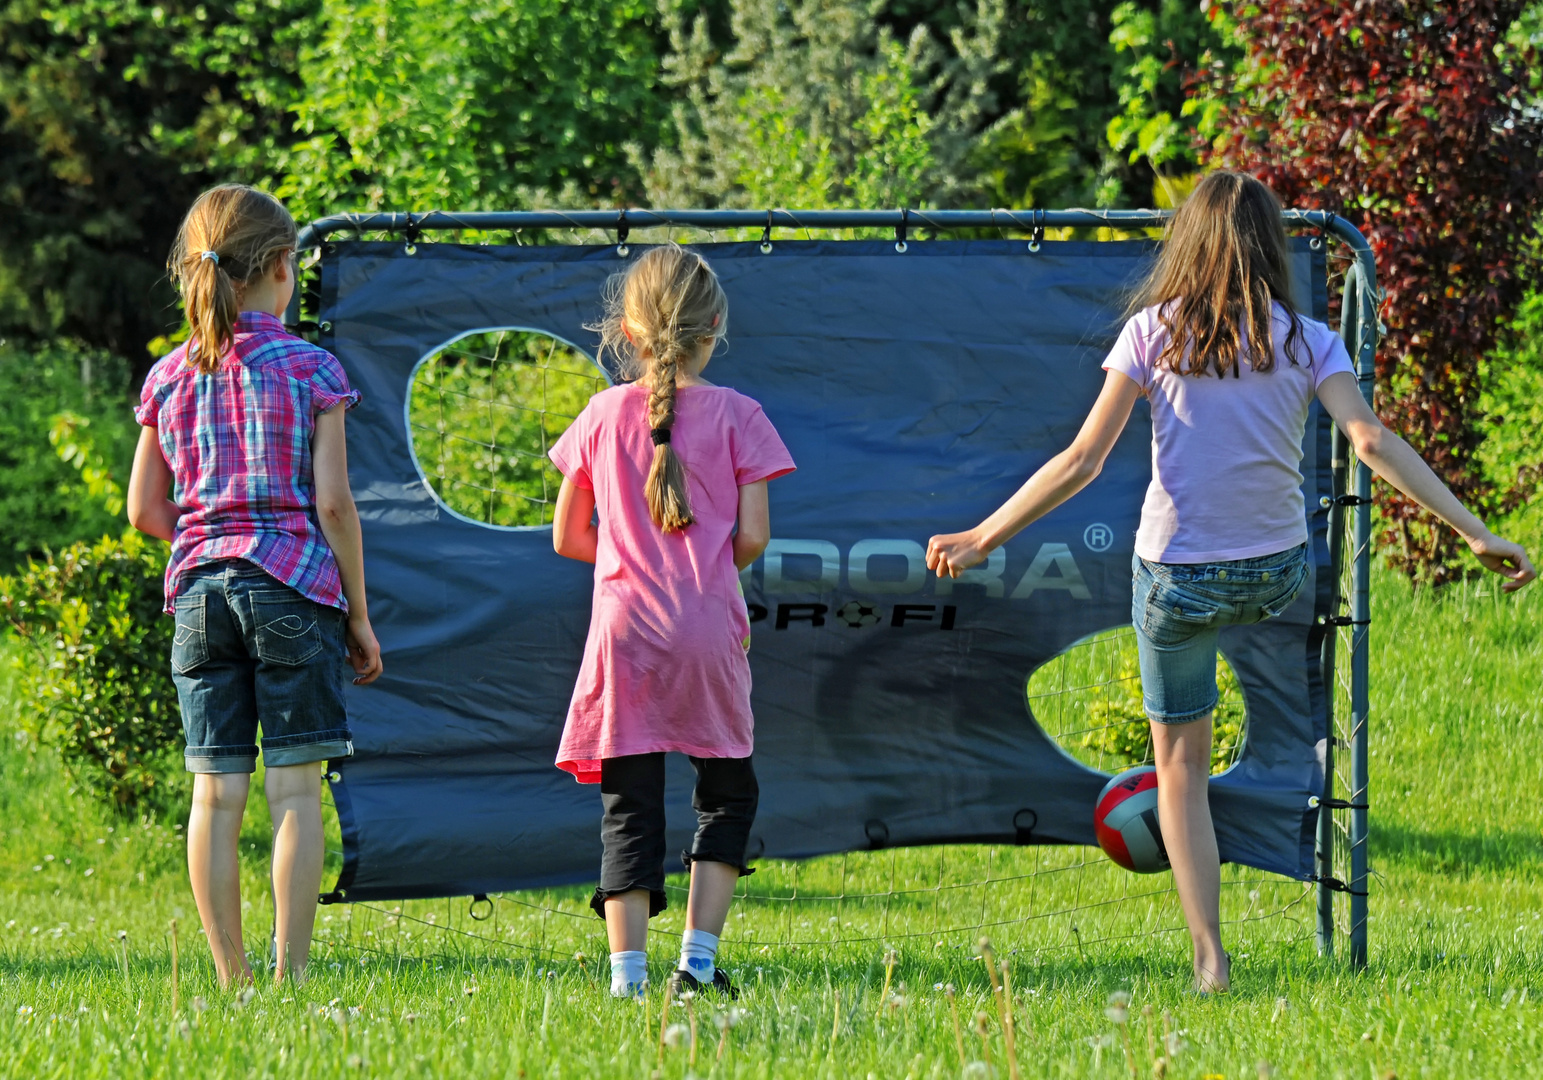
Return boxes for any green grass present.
[4,563,1543,1078]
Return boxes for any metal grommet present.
[403,242,417,256]
[760,240,773,255]
[319,321,333,333]
[617,243,630,257]
[1319,495,1333,509]
[326,770,341,783]
[1028,239,1041,253]
[1310,236,1323,250]
[894,240,908,253]
[1308,795,1322,809]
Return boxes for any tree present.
[1204,0,1543,584]
[276,0,668,223]
[637,0,1005,210]
[0,0,318,379]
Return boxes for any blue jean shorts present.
[1131,544,1309,725]
[171,560,354,774]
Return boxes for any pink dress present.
[548,383,796,783]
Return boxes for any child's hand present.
[927,530,990,578]
[1466,533,1537,593]
[346,613,385,684]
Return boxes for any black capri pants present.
[591,753,759,919]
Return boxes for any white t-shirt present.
[1102,301,1355,564]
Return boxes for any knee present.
[264,764,321,809]
[193,774,250,814]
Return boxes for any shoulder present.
[700,385,771,420]
[1120,305,1169,347]
[244,332,341,381]
[141,346,193,395]
[1273,303,1338,362]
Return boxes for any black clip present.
[1333,494,1372,507]
[318,890,346,905]
[1013,808,1037,845]
[1318,798,1370,811]
[894,208,909,253]
[1314,875,1368,897]
[760,210,773,254]
[616,210,630,257]
[469,893,493,921]
[402,212,420,255]
[1029,208,1044,253]
[1318,615,1370,627]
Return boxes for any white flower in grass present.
[16,1006,32,1017]
[962,1063,996,1079]
[662,1022,692,1049]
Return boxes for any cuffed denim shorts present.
[171,559,354,774]
[1132,544,1309,725]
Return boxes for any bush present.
[1080,650,1244,775]
[0,531,181,814]
[0,339,138,571]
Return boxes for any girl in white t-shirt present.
[927,171,1533,993]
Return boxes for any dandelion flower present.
[662,1022,691,1049]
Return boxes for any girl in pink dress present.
[549,244,795,999]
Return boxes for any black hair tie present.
[650,427,672,446]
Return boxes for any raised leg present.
[1149,714,1229,993]
[187,772,253,987]
[265,763,323,983]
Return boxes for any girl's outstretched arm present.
[1316,371,1535,591]
[127,426,179,542]
[927,369,1142,577]
[553,475,599,563]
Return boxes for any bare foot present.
[1194,950,1230,994]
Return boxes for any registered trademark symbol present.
[1083,523,1114,552]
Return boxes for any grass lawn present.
[2,560,1542,1078]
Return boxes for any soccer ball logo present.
[836,601,882,628]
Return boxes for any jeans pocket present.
[251,591,326,667]
[1260,559,1310,619]
[1142,579,1223,645]
[171,594,209,675]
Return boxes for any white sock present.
[609,950,648,998]
[678,928,719,982]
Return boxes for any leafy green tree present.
[637,0,1005,210]
[0,0,318,377]
[277,0,668,222]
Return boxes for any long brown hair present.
[168,185,297,374]
[592,245,729,532]
[1131,171,1305,378]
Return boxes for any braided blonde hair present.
[168,185,297,374]
[593,245,729,532]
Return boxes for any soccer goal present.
[285,208,1376,970]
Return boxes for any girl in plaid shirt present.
[128,185,383,986]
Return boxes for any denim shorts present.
[1131,544,1309,725]
[171,560,354,773]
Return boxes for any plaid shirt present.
[136,311,362,614]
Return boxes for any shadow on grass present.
[1373,823,1543,877]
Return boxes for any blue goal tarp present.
[318,238,1332,902]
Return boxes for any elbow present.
[316,496,353,526]
[738,528,771,563]
[1351,424,1388,463]
[126,504,145,533]
[1065,450,1103,486]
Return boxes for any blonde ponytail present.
[168,185,297,375]
[591,244,729,533]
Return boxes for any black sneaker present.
[669,967,739,1000]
